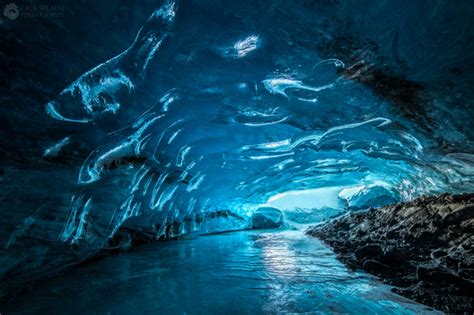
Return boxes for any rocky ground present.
[306,193,474,313]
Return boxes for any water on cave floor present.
[3,230,438,314]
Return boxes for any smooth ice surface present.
[2,230,439,314]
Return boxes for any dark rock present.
[306,193,474,313]
[362,259,392,275]
[430,249,447,259]
[443,205,474,226]
[355,244,382,260]
[417,267,473,289]
[380,248,406,267]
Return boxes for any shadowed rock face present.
[307,193,474,313]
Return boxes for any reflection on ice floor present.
[4,230,438,314]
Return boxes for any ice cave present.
[0,0,473,313]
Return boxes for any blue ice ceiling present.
[40,0,474,243]
[1,0,473,291]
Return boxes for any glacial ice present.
[45,0,176,123]
[1,0,474,296]
[44,0,474,249]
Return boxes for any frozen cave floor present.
[1,230,438,314]
[307,193,474,313]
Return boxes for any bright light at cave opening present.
[265,186,345,210]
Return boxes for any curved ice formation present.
[262,76,334,101]
[43,137,70,158]
[231,35,261,58]
[45,0,177,123]
[232,109,290,126]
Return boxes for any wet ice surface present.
[3,230,438,314]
